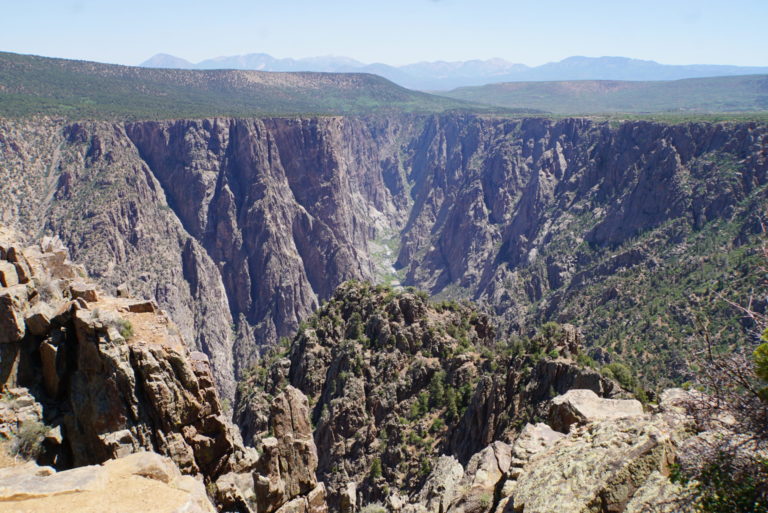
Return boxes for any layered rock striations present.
[1,115,766,393]
[124,117,416,375]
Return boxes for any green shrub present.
[419,456,432,477]
[576,352,598,369]
[672,457,768,513]
[602,362,635,389]
[407,431,423,446]
[12,420,48,459]
[409,391,430,419]
[369,457,382,479]
[754,340,768,401]
[118,319,134,339]
[445,388,458,421]
[346,312,364,340]
[479,493,493,509]
[430,417,445,432]
[428,371,446,408]
[540,321,562,340]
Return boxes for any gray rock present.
[512,423,565,461]
[413,455,464,513]
[446,441,512,513]
[548,389,644,433]
[511,416,682,513]
[339,481,357,513]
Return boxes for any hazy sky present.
[1,0,767,67]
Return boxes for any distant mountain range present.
[141,53,768,90]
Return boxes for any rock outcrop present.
[236,282,628,508]
[547,389,644,433]
[0,452,217,513]
[507,413,686,513]
[400,388,694,513]
[0,227,327,513]
[0,229,245,477]
[252,385,326,513]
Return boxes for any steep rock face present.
[124,117,415,373]
[2,115,766,393]
[0,229,246,478]
[0,120,237,400]
[235,282,621,508]
[397,117,767,383]
[399,116,767,300]
[252,385,326,513]
[0,227,327,513]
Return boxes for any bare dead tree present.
[676,243,768,511]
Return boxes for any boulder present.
[215,472,257,513]
[0,387,44,439]
[446,441,512,513]
[0,285,27,343]
[6,247,32,284]
[70,281,99,303]
[36,244,79,280]
[510,423,565,476]
[513,423,565,459]
[623,471,694,513]
[0,452,217,513]
[307,484,329,513]
[339,481,357,513]
[658,388,702,415]
[127,299,157,313]
[0,261,19,287]
[548,389,644,433]
[25,302,54,337]
[412,455,464,513]
[116,283,130,297]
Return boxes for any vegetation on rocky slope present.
[527,186,767,389]
[235,281,625,507]
[439,74,768,114]
[0,51,497,119]
[3,114,765,398]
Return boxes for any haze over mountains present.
[141,53,768,90]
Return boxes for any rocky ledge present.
[0,225,327,513]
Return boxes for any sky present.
[1,0,767,67]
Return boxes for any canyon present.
[0,230,708,512]
[1,114,765,400]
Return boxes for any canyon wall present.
[2,115,766,394]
